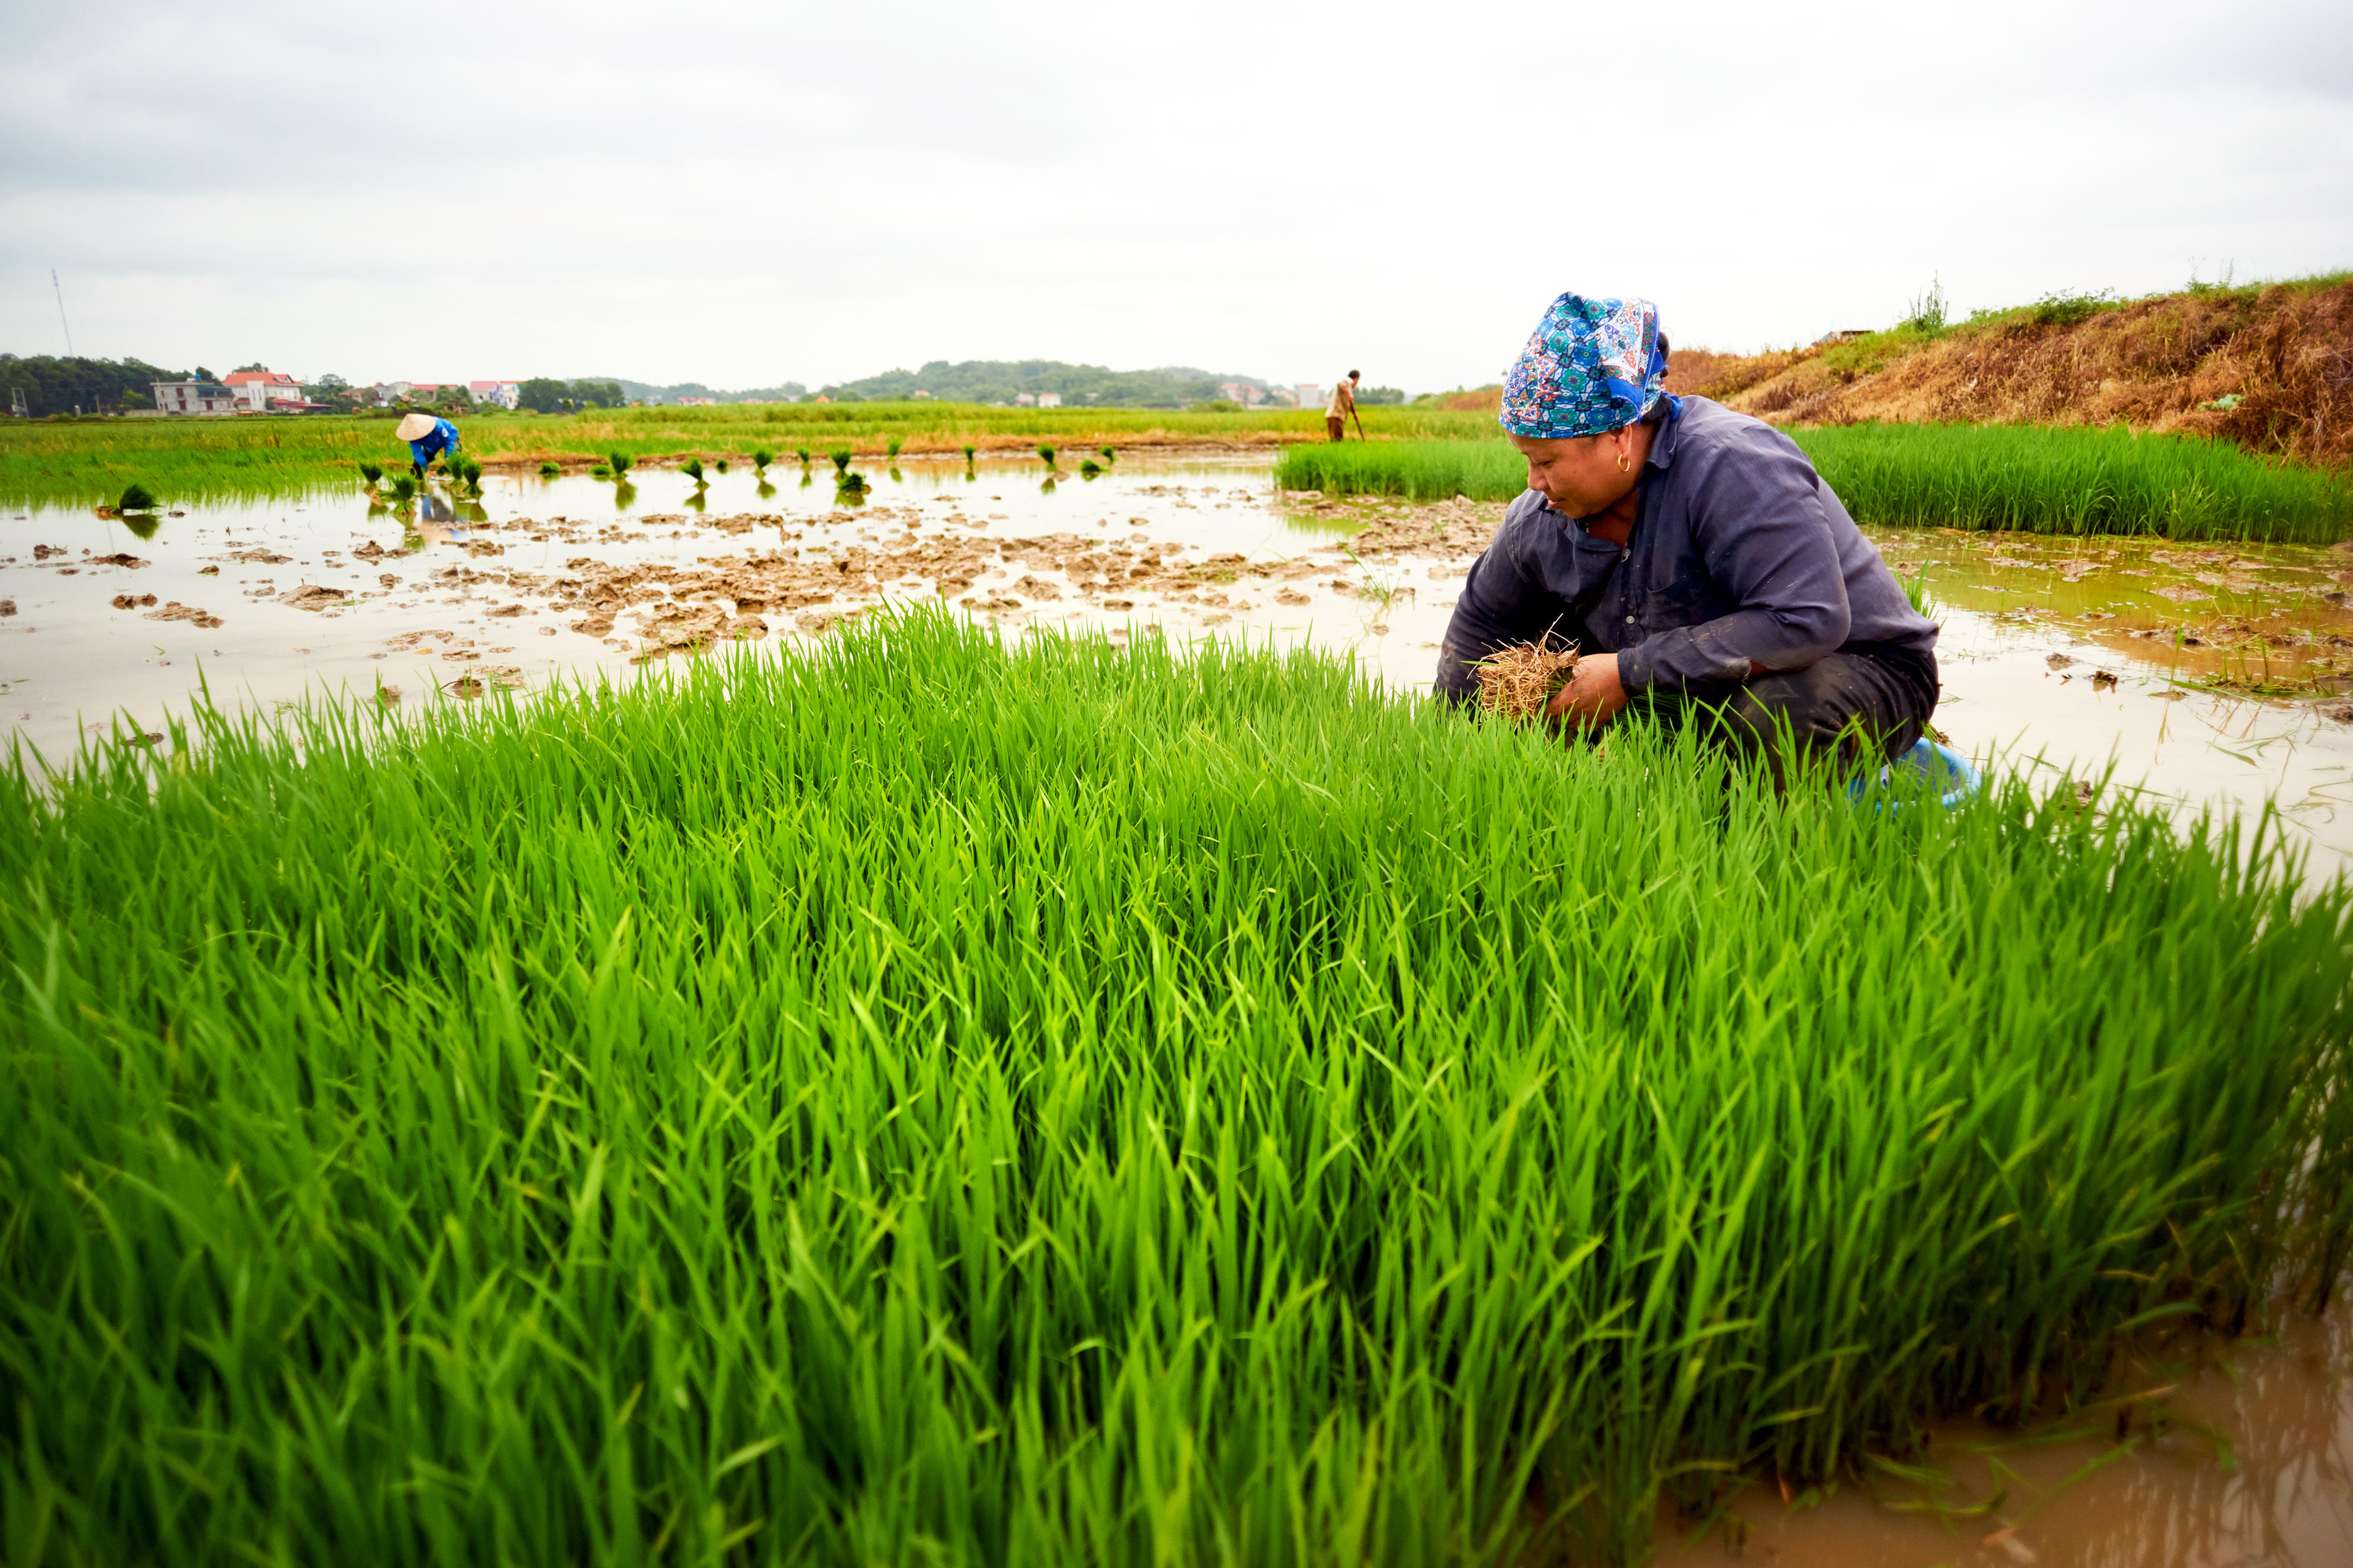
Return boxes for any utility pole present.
[52,270,75,357]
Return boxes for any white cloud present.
[2,0,2347,390]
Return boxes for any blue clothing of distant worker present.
[396,412,460,475]
[409,419,458,469]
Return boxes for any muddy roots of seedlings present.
[1475,640,1581,722]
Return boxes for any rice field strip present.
[0,406,1501,509]
[1275,424,2353,544]
[4,611,2351,1564]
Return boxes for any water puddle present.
[6,461,2352,871]
[1654,1298,2353,1567]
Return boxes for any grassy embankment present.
[0,404,1497,508]
[1686,270,2353,469]
[6,613,2351,1564]
[1278,423,2353,543]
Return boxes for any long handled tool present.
[1351,400,1367,441]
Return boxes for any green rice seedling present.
[458,455,484,494]
[608,451,634,478]
[796,446,812,465]
[386,474,416,501]
[886,435,904,459]
[752,447,774,471]
[357,461,384,488]
[114,481,157,512]
[591,463,612,479]
[1,610,2349,1566]
[1079,458,1104,478]
[1038,442,1058,467]
[537,461,561,476]
[1274,425,2353,543]
[829,448,854,475]
[1099,444,1116,463]
[681,456,708,486]
[962,443,977,463]
[837,468,869,493]
[715,458,731,475]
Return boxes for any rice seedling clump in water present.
[4,611,2350,1566]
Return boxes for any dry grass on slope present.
[1683,279,2353,468]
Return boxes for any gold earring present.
[1616,447,1631,474]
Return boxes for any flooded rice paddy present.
[8,451,2353,869]
[8,453,2353,1562]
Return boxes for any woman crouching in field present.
[1436,292,1939,778]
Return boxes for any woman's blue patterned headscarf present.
[1499,292,1675,439]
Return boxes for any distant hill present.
[599,378,809,405]
[815,361,1279,408]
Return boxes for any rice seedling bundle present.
[796,446,812,465]
[114,481,157,513]
[1273,425,2353,543]
[752,447,774,471]
[962,443,977,462]
[589,463,611,479]
[886,435,904,459]
[3,611,2349,1565]
[828,448,853,475]
[1079,458,1103,478]
[1099,444,1116,463]
[356,461,384,488]
[607,451,634,478]
[1475,639,1580,720]
[681,456,708,486]
[536,461,560,476]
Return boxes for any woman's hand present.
[1545,652,1629,730]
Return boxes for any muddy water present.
[6,456,2353,872]
[1654,1299,2353,1567]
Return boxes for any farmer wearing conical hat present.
[1435,292,1939,777]
[395,411,461,478]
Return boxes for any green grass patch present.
[0,405,1499,508]
[4,613,2351,1562]
[1277,423,2353,542]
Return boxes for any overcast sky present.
[3,0,2348,394]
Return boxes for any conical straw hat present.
[395,413,437,441]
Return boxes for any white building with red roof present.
[221,370,304,412]
[469,380,521,409]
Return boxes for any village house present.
[1220,381,1266,407]
[1036,392,1063,408]
[468,379,521,409]
[221,370,304,412]
[150,381,242,416]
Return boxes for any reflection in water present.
[756,479,777,501]
[422,493,455,523]
[1040,476,1059,495]
[682,490,706,513]
[457,502,488,525]
[118,511,161,541]
[835,484,868,508]
[613,481,637,512]
[889,466,904,485]
[799,472,814,489]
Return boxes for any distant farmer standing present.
[1325,371,1360,442]
[396,411,460,478]
[1435,292,1938,778]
